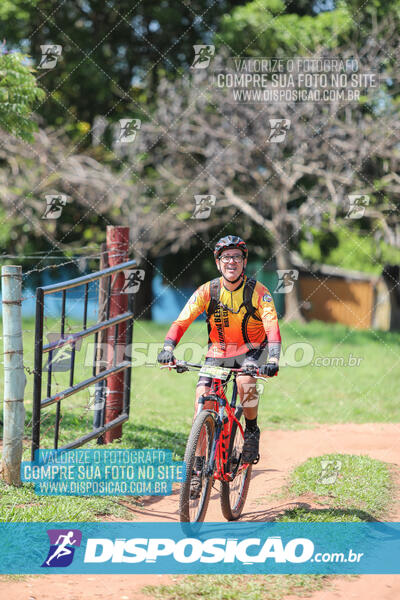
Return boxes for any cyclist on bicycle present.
[157,235,281,486]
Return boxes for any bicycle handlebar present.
[159,360,269,378]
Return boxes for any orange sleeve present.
[165,283,210,347]
[256,284,281,359]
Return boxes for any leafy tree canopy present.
[0,51,45,141]
[219,0,400,55]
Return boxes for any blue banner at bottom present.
[2,522,400,574]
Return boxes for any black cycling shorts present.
[197,347,268,388]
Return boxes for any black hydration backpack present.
[205,277,258,318]
[205,277,268,350]
[207,277,268,350]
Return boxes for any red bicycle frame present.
[205,375,249,482]
[161,360,260,482]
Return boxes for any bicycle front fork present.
[197,394,229,478]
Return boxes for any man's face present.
[217,249,246,281]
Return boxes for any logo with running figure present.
[192,195,216,219]
[274,270,299,293]
[122,269,145,293]
[191,45,215,69]
[268,119,291,143]
[117,118,141,143]
[346,194,370,219]
[42,194,67,219]
[38,44,62,69]
[42,529,82,568]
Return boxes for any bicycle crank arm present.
[224,461,250,480]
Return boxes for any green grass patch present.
[0,574,32,582]
[0,479,138,523]
[278,453,392,522]
[143,573,329,600]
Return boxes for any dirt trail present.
[2,423,400,599]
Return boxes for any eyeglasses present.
[219,254,243,264]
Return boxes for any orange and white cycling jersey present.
[165,276,281,359]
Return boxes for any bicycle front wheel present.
[179,410,216,523]
[220,407,252,520]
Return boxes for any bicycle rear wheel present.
[179,410,216,523]
[220,407,253,520]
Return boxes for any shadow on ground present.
[121,423,187,458]
[243,504,377,522]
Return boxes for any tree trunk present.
[274,241,305,322]
[272,192,305,323]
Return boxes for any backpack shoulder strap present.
[243,277,257,317]
[206,278,221,317]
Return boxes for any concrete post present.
[1,265,26,486]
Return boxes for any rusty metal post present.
[104,226,129,442]
[1,265,26,485]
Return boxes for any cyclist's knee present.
[196,385,210,402]
[193,386,212,422]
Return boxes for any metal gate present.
[31,259,136,460]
